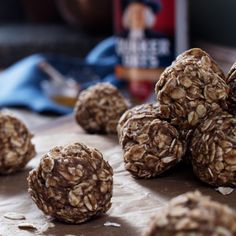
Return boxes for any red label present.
[114,0,175,102]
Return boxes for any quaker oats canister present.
[114,0,188,102]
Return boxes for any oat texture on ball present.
[144,191,236,236]
[118,104,185,178]
[74,83,129,134]
[28,143,113,224]
[226,62,236,115]
[155,48,228,130]
[0,113,36,174]
[117,103,169,141]
[191,111,236,187]
[177,48,225,79]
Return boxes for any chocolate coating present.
[191,111,236,187]
[155,48,228,130]
[117,103,168,140]
[226,62,236,115]
[74,83,129,134]
[0,113,35,174]
[119,107,185,178]
[28,143,113,224]
[144,191,236,236]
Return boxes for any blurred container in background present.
[114,0,188,103]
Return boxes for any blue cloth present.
[0,37,124,114]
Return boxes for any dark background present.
[189,0,236,47]
[0,0,112,67]
[0,0,234,67]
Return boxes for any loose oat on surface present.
[0,113,36,174]
[18,222,37,230]
[119,112,185,178]
[74,83,129,134]
[144,191,236,236]
[216,187,234,196]
[3,212,26,220]
[27,143,113,224]
[155,48,228,130]
[104,221,121,227]
[190,111,236,187]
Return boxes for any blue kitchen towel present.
[0,36,124,114]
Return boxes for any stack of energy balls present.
[116,48,236,188]
[27,47,236,232]
[73,49,236,187]
[72,52,236,235]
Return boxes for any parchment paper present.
[0,116,236,236]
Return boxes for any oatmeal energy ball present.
[118,104,185,178]
[144,191,236,236]
[117,103,168,141]
[74,83,129,134]
[28,143,113,224]
[226,62,236,115]
[177,48,225,79]
[0,113,36,174]
[155,48,228,130]
[191,111,236,187]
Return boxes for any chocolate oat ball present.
[74,83,129,134]
[191,111,236,187]
[226,62,236,115]
[144,191,236,236]
[117,103,168,141]
[28,143,113,224]
[155,48,228,130]
[177,48,225,79]
[119,111,185,178]
[0,113,36,174]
